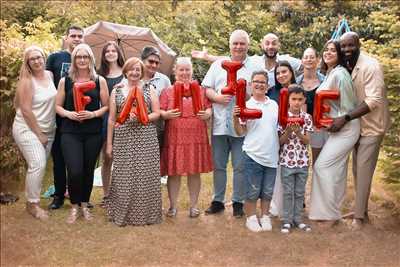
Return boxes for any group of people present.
[12,24,390,232]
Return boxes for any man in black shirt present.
[46,25,84,209]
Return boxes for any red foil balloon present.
[221,60,243,95]
[220,60,262,120]
[236,79,262,120]
[278,88,305,128]
[73,81,96,112]
[173,80,204,115]
[116,86,149,125]
[313,90,340,128]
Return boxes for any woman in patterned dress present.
[106,57,162,226]
[160,57,213,218]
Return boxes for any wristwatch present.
[344,114,351,122]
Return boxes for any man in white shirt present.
[141,47,172,185]
[202,29,259,217]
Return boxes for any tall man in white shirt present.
[202,30,259,217]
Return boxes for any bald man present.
[329,32,390,229]
[250,33,301,88]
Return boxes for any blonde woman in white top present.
[12,45,57,220]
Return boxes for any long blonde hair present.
[15,45,46,108]
[18,45,46,81]
[68,43,97,81]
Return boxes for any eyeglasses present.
[147,59,160,65]
[75,55,90,61]
[28,56,44,63]
[252,80,267,85]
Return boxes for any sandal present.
[82,207,93,221]
[166,208,177,217]
[189,207,200,218]
[99,196,108,208]
[281,223,291,234]
[296,223,312,232]
[66,207,80,224]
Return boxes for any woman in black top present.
[56,43,109,224]
[97,41,125,205]
[296,48,326,164]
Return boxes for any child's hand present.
[291,123,302,135]
[233,105,241,117]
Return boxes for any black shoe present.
[205,201,225,215]
[48,196,64,210]
[232,202,244,218]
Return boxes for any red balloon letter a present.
[221,60,262,120]
[116,86,149,126]
[73,81,96,112]
[313,90,340,129]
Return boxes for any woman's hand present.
[77,110,96,121]
[197,110,211,121]
[164,108,181,120]
[129,111,137,121]
[65,110,82,121]
[37,132,48,147]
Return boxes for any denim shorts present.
[243,152,276,201]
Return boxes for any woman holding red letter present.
[309,40,360,225]
[55,44,109,224]
[160,57,213,218]
[106,57,162,226]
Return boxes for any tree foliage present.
[0,0,399,194]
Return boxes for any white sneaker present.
[260,215,272,231]
[246,215,262,232]
[160,176,168,185]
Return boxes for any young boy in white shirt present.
[278,84,313,233]
[233,71,280,232]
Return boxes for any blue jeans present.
[281,166,309,224]
[211,135,245,203]
[243,152,276,201]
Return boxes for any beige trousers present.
[352,135,384,220]
[12,122,54,203]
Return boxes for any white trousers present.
[309,120,360,220]
[270,165,283,217]
[12,122,54,203]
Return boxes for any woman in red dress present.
[160,57,213,218]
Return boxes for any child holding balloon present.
[233,70,279,233]
[278,84,313,234]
